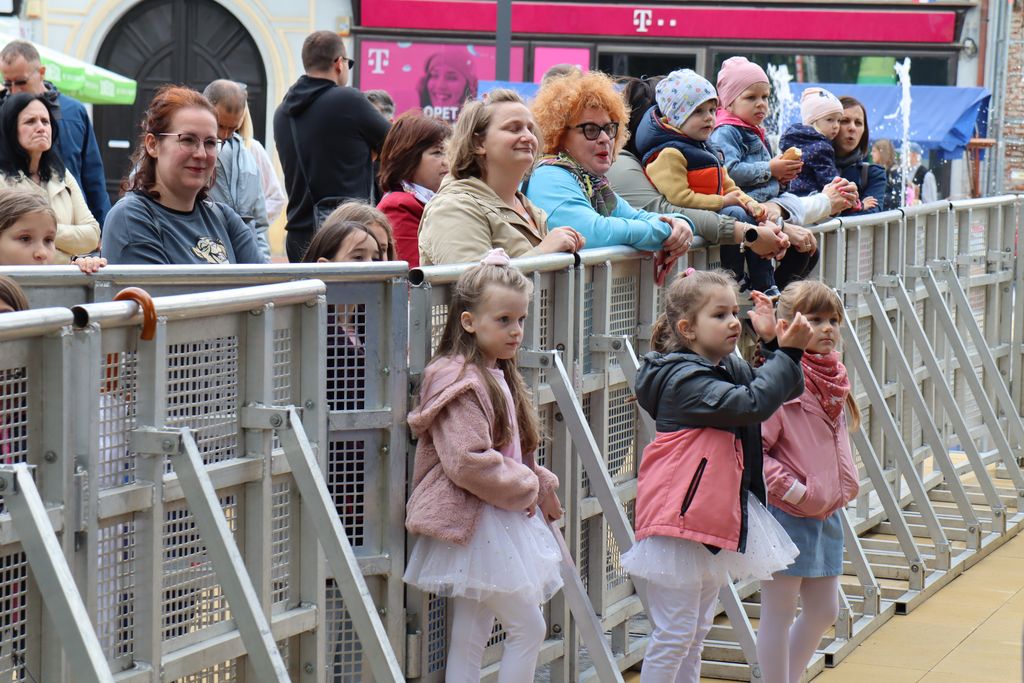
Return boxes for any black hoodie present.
[272,76,390,233]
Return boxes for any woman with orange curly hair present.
[525,70,692,261]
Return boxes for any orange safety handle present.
[113,287,157,341]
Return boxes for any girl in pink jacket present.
[403,249,564,682]
[755,281,861,683]
[622,269,811,683]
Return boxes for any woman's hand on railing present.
[824,177,859,214]
[749,222,789,258]
[659,216,694,259]
[782,224,818,254]
[536,227,585,254]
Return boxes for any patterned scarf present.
[801,351,850,424]
[537,152,618,216]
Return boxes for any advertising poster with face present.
[359,41,525,122]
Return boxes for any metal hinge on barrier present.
[954,254,986,268]
[240,405,302,430]
[987,249,1015,266]
[588,334,630,353]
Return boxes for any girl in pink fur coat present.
[403,248,564,682]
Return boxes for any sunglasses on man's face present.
[336,56,355,69]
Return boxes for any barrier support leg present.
[132,428,290,683]
[265,406,405,682]
[868,280,1003,536]
[926,263,1024,495]
[0,464,113,683]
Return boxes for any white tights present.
[756,574,840,683]
[445,593,546,683]
[640,576,721,683]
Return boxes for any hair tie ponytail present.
[480,248,511,267]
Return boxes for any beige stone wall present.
[1004,5,1024,189]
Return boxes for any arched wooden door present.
[93,0,268,203]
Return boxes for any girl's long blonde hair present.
[776,280,861,431]
[433,261,540,455]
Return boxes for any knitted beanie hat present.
[656,69,718,130]
[716,57,769,109]
[800,87,843,125]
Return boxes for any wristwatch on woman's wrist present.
[740,227,759,253]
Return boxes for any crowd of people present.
[0,29,915,683]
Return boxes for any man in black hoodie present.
[274,31,390,261]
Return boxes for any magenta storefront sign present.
[361,1,958,44]
[359,41,526,121]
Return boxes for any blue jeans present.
[719,206,777,292]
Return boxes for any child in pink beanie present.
[779,87,845,197]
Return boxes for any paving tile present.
[815,661,926,682]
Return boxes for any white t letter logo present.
[633,9,652,33]
[368,48,390,75]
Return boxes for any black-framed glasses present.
[157,132,222,154]
[571,121,619,141]
[2,78,29,89]
[337,55,355,69]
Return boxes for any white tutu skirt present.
[404,504,564,604]
[621,497,799,589]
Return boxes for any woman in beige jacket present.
[0,93,99,263]
[418,89,584,266]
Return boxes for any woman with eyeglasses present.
[525,70,692,264]
[0,93,99,263]
[418,89,584,266]
[102,85,267,265]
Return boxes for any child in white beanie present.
[779,87,845,197]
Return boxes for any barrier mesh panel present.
[99,351,137,487]
[327,304,366,411]
[606,501,636,591]
[327,580,363,681]
[97,518,136,662]
[161,496,238,640]
[271,479,292,605]
[607,386,637,483]
[272,327,292,406]
[171,659,238,682]
[328,440,366,548]
[0,551,27,680]
[166,336,240,467]
[426,593,447,673]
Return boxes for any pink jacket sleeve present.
[762,409,803,502]
[533,463,560,508]
[430,395,540,511]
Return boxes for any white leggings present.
[445,593,547,683]
[640,576,721,683]
[756,574,840,683]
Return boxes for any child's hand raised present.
[748,290,778,341]
[777,312,814,350]
[862,196,879,210]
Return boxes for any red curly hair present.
[530,70,630,156]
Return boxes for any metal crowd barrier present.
[2,196,1023,681]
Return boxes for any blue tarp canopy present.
[787,83,989,160]
[481,80,989,160]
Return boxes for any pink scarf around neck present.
[801,351,850,424]
[714,108,769,151]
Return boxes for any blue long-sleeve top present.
[524,165,689,251]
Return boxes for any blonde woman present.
[418,89,583,266]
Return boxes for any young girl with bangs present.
[622,269,812,682]
[756,280,861,683]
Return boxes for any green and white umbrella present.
[0,34,136,105]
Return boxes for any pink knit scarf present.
[801,351,850,423]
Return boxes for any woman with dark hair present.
[833,96,886,215]
[0,93,99,263]
[376,112,451,266]
[101,85,267,264]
